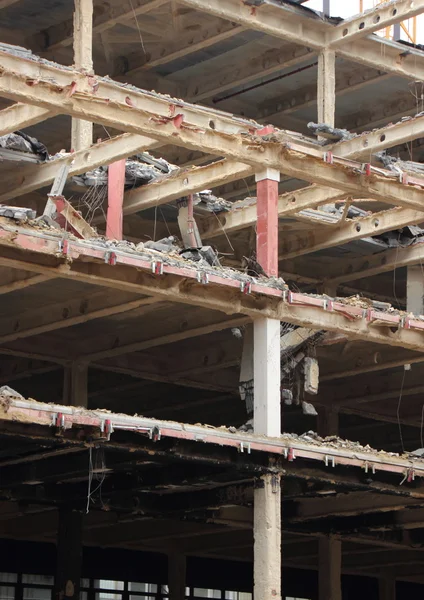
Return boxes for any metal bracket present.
[105,251,117,266]
[52,412,66,429]
[323,151,334,164]
[324,455,335,468]
[364,461,376,475]
[240,441,251,454]
[407,468,416,483]
[100,419,114,440]
[58,239,70,256]
[197,271,209,284]
[151,260,164,275]
[287,448,295,462]
[240,281,252,294]
[149,426,161,442]
[361,163,372,176]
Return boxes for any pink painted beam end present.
[255,168,280,277]
[106,159,126,240]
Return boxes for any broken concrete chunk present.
[0,385,24,399]
[304,357,319,395]
[0,205,37,221]
[302,401,318,416]
[144,236,179,253]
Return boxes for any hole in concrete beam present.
[343,28,348,36]
[373,15,381,24]
[359,21,365,29]
[355,224,361,232]
[392,8,397,15]
[380,134,386,142]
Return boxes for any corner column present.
[72,0,93,151]
[379,574,396,600]
[168,553,186,600]
[255,168,280,279]
[106,158,126,240]
[319,536,342,600]
[54,507,83,600]
[62,362,88,408]
[407,265,424,315]
[253,167,281,600]
[317,48,336,129]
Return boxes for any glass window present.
[0,586,15,600]
[23,589,51,600]
[0,576,17,585]
[94,581,124,592]
[128,583,158,593]
[95,593,122,600]
[81,580,90,589]
[22,576,54,586]
[193,590,221,599]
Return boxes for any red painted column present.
[255,168,280,277]
[106,159,126,240]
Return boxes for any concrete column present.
[317,48,336,128]
[168,553,186,600]
[379,575,396,600]
[319,536,342,600]
[407,265,424,315]
[253,317,281,437]
[317,408,339,438]
[254,474,281,600]
[62,362,88,407]
[255,168,280,278]
[72,0,93,151]
[106,159,126,240]
[54,507,83,600]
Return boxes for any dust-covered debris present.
[0,206,36,221]
[0,386,24,399]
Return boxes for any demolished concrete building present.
[3,0,424,599]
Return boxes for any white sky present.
[304,0,424,44]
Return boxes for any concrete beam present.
[328,0,424,47]
[34,0,169,51]
[278,207,424,262]
[179,0,424,80]
[5,234,424,352]
[0,104,54,136]
[2,61,423,213]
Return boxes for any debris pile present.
[0,131,48,161]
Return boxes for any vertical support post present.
[393,22,401,41]
[54,507,83,600]
[317,48,336,128]
[72,0,93,151]
[106,159,126,240]
[255,168,280,278]
[407,265,424,315]
[323,0,331,17]
[317,47,336,212]
[253,318,281,437]
[317,408,339,437]
[63,362,88,408]
[319,536,342,600]
[254,474,281,600]
[168,553,186,600]
[379,575,396,600]
[253,167,282,600]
